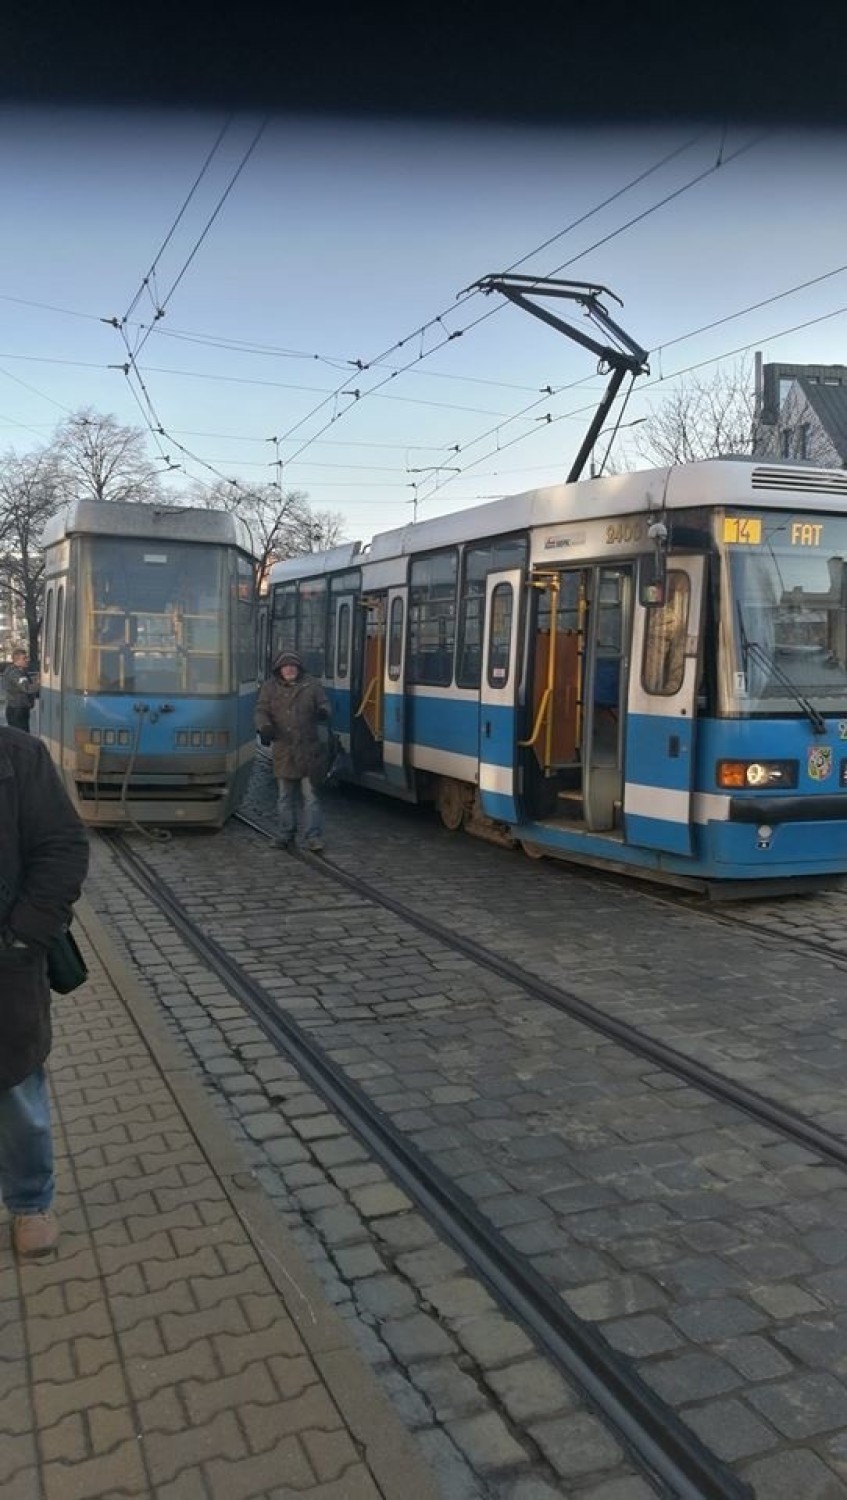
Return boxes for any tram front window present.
[79,539,227,693]
[726,512,847,713]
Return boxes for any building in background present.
[0,565,26,658]
[754,356,847,467]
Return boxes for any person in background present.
[255,650,331,852]
[0,725,89,1257]
[3,648,37,733]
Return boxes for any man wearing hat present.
[255,651,332,851]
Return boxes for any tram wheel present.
[436,777,469,831]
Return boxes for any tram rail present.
[233,811,847,1176]
[109,829,751,1500]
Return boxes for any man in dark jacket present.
[0,727,89,1257]
[3,648,37,733]
[255,651,331,852]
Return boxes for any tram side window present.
[409,550,458,685]
[388,597,404,680]
[270,583,297,665]
[42,590,54,672]
[257,603,269,681]
[298,578,327,678]
[54,585,65,675]
[337,602,351,679]
[642,570,690,695]
[235,557,256,684]
[457,536,527,688]
[487,583,514,687]
[325,570,361,677]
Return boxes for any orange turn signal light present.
[717,761,747,789]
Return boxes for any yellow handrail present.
[519,573,560,771]
[355,597,385,740]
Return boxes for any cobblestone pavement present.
[309,775,847,1143]
[1,894,438,1500]
[81,757,847,1498]
[85,837,656,1500]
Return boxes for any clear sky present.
[2,107,846,545]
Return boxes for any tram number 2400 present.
[605,520,647,546]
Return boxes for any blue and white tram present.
[266,458,847,890]
[39,499,258,827]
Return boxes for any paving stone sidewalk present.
[0,896,438,1500]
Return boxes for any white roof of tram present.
[42,499,257,557]
[267,457,847,586]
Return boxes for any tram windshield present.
[77,538,227,693]
[725,511,847,714]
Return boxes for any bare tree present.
[634,359,757,468]
[52,407,164,505]
[196,480,344,587]
[0,449,59,660]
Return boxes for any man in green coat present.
[255,651,331,851]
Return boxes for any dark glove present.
[258,728,275,747]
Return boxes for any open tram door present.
[478,569,524,823]
[623,555,706,855]
[521,565,633,833]
[353,593,387,773]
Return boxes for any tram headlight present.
[717,759,798,789]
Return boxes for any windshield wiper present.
[736,604,827,735]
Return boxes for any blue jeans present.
[0,1068,54,1213]
[278,777,322,843]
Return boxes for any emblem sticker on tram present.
[808,745,833,781]
[838,721,847,741]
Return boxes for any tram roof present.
[41,499,258,557]
[269,456,847,586]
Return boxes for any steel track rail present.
[110,833,750,1500]
[234,813,847,1176]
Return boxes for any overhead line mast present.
[473,275,649,482]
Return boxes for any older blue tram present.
[39,499,258,827]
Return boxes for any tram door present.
[522,565,632,831]
[331,594,356,753]
[623,556,706,855]
[478,570,523,822]
[354,594,386,771]
[383,587,410,790]
[583,566,632,832]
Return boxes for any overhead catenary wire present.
[131,119,270,360]
[233,131,731,463]
[6,128,770,498]
[15,123,836,509]
[224,129,770,494]
[120,117,233,331]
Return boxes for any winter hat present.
[274,651,303,672]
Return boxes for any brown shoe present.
[12,1211,59,1259]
